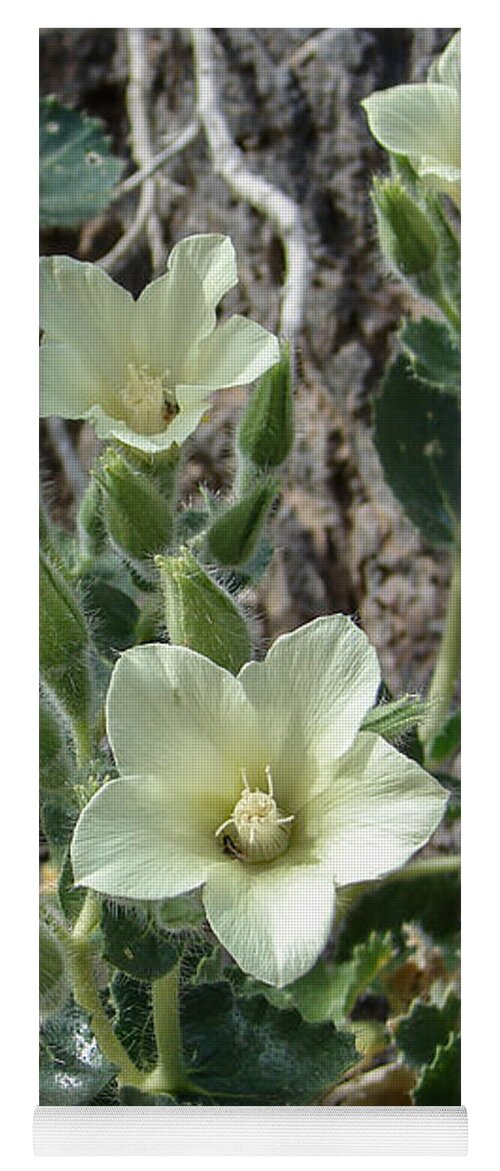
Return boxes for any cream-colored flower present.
[362,32,460,207]
[71,616,448,987]
[40,234,280,453]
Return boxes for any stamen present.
[265,764,274,797]
[214,765,294,864]
[119,363,178,435]
[214,816,235,838]
[240,767,250,792]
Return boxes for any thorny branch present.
[191,28,311,339]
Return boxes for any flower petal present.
[181,315,280,389]
[132,255,215,380]
[203,857,336,986]
[39,256,134,390]
[87,397,210,453]
[363,84,460,173]
[239,616,380,811]
[106,643,257,801]
[301,731,448,887]
[167,234,239,307]
[71,775,220,900]
[40,342,109,418]
[428,32,460,92]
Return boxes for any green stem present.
[63,892,146,1089]
[142,963,189,1096]
[73,718,93,769]
[387,854,460,882]
[421,545,461,766]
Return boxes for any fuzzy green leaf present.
[100,902,179,981]
[412,1032,461,1105]
[400,318,460,393]
[40,97,124,227]
[81,575,139,662]
[111,972,156,1071]
[374,355,460,546]
[395,991,460,1069]
[40,1003,116,1105]
[58,849,86,924]
[40,786,80,849]
[361,695,430,741]
[291,932,395,1025]
[181,982,358,1104]
[336,868,460,960]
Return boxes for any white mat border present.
[34,1105,468,1156]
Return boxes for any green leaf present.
[429,710,461,764]
[176,508,209,543]
[291,933,395,1025]
[40,1002,116,1105]
[412,1032,461,1105]
[40,786,80,849]
[155,893,205,932]
[100,902,179,981]
[374,355,460,546]
[395,991,460,1069]
[206,478,278,569]
[81,575,139,662]
[237,342,294,469]
[157,548,252,674]
[39,921,70,1021]
[181,982,358,1104]
[336,868,460,959]
[400,318,460,393]
[361,695,430,741]
[223,537,274,592]
[58,849,86,924]
[40,96,124,228]
[110,972,156,1071]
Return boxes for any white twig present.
[191,28,311,338]
[115,119,200,196]
[99,29,166,274]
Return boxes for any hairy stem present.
[64,893,146,1089]
[142,963,189,1096]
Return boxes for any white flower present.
[71,616,448,987]
[40,234,280,453]
[362,32,460,208]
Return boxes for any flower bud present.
[40,548,91,728]
[156,548,252,674]
[372,177,439,277]
[206,477,278,568]
[237,343,294,469]
[96,447,174,570]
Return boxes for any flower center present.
[215,766,294,864]
[119,363,179,435]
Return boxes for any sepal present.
[237,343,294,469]
[95,447,174,571]
[206,476,278,568]
[156,547,252,673]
